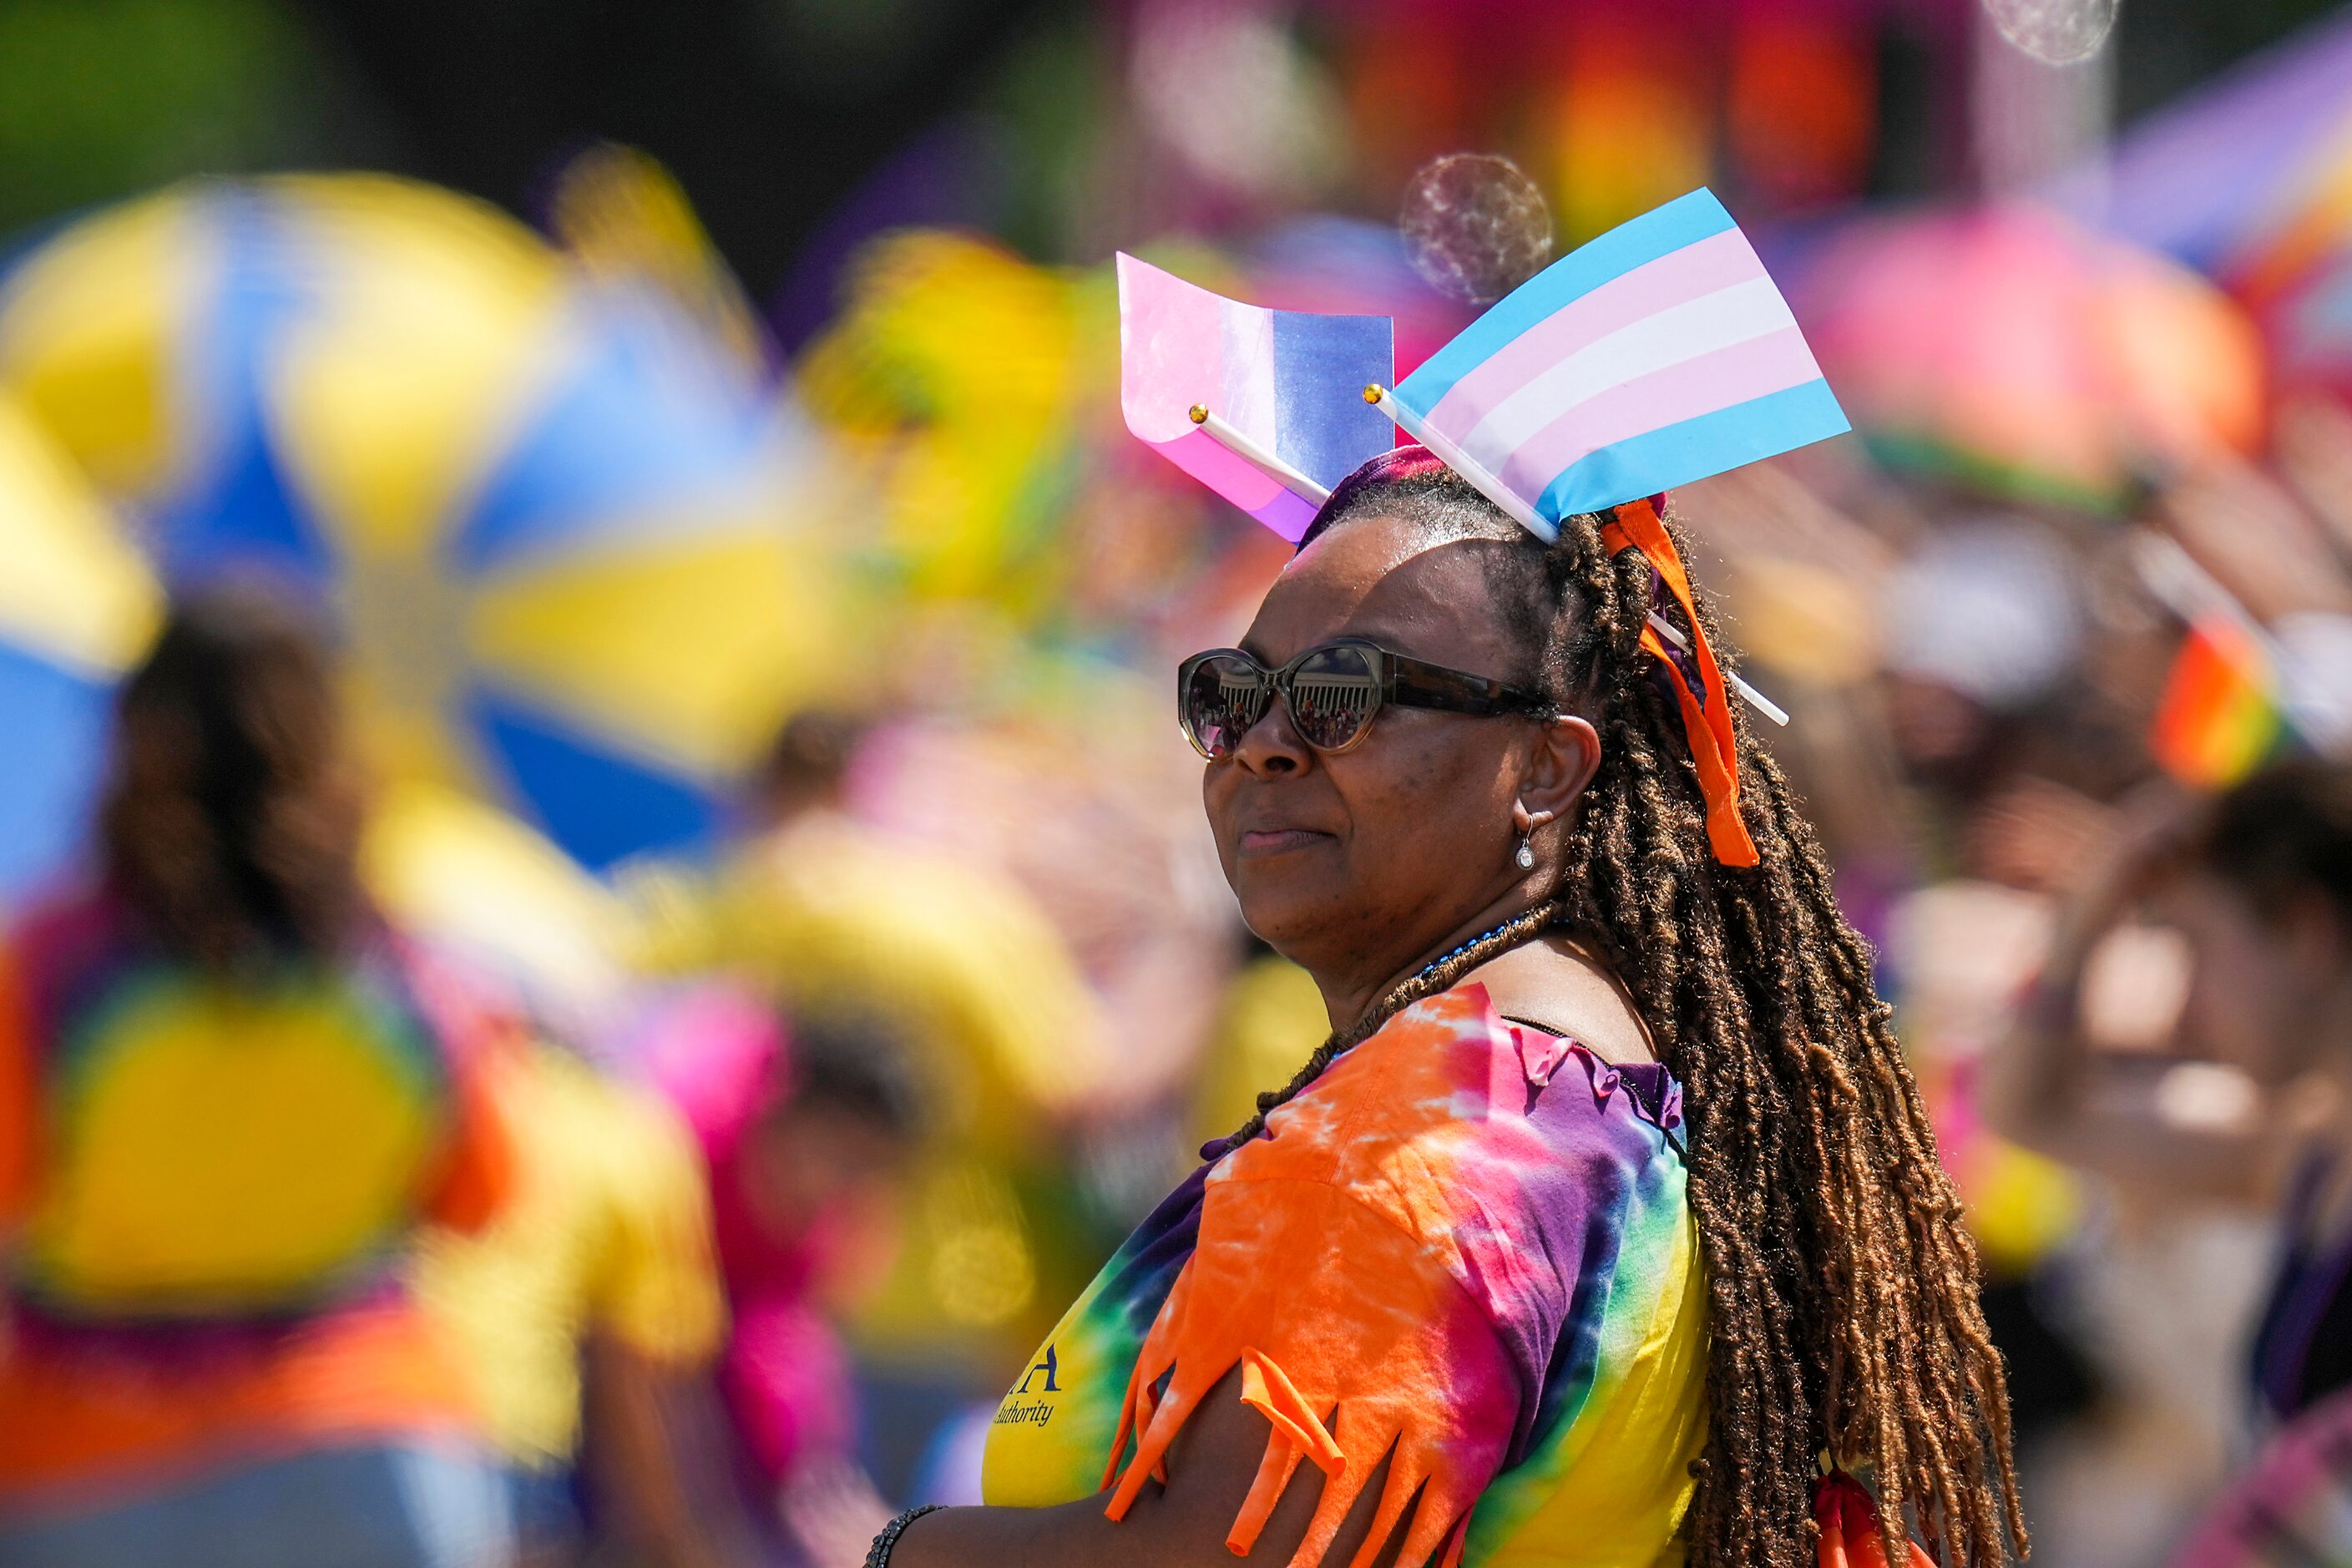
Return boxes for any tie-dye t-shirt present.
[0,888,512,1497]
[0,893,501,1315]
[982,983,1708,1568]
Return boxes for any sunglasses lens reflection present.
[1286,644,1380,751]
[1182,655,1268,757]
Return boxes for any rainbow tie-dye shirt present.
[0,891,479,1318]
[982,983,1707,1567]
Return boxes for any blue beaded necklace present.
[1408,906,1555,991]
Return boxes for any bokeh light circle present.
[1399,154,1555,306]
[1982,0,2119,66]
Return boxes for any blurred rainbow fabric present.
[2091,8,2352,398]
[2152,618,2288,790]
[1802,205,2263,512]
[1116,251,1393,541]
[8,902,464,1314]
[0,175,837,884]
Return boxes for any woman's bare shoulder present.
[1464,934,1656,1065]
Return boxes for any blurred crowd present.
[3,2,2352,1565]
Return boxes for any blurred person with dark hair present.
[0,584,517,1566]
[751,709,868,827]
[1989,761,2352,1430]
[645,992,923,1564]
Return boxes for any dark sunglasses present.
[1176,638,1550,759]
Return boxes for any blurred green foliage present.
[0,0,318,234]
[984,16,1105,262]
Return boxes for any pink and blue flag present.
[1393,188,1847,527]
[1116,253,1393,542]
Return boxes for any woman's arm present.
[890,1366,1412,1568]
[582,1334,763,1568]
[1979,795,2283,1207]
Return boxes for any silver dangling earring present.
[1515,831,1536,871]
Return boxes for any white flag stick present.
[1643,615,1790,726]
[1365,384,1555,541]
[2131,529,2271,644]
[1187,404,1331,503]
[1365,384,1788,728]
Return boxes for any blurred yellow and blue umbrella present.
[0,392,157,901]
[361,778,632,1037]
[0,175,840,871]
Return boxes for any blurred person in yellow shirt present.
[1186,944,1324,1154]
[413,1025,748,1568]
[627,713,1114,1382]
[357,757,751,1565]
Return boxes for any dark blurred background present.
[4,0,2334,310]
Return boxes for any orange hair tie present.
[1598,497,1759,869]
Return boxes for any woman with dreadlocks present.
[869,443,2021,1568]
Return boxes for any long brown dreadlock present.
[1228,451,2024,1568]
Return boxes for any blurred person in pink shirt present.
[645,988,923,1565]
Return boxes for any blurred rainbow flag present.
[2152,617,2287,789]
[1116,253,1393,541]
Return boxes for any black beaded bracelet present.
[865,1504,946,1568]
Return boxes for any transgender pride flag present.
[1117,253,1393,542]
[1392,189,1847,531]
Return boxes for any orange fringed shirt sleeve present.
[1097,991,1584,1568]
[1101,1171,1519,1568]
